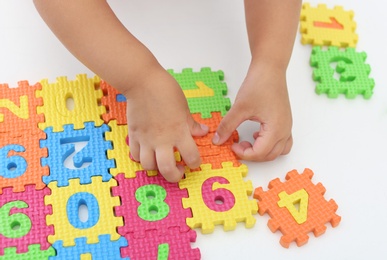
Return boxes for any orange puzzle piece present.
[0,81,44,137]
[254,168,341,248]
[100,80,127,125]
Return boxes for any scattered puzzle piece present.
[300,3,358,47]
[168,68,231,118]
[254,168,341,248]
[179,162,257,234]
[113,172,191,238]
[40,122,114,187]
[37,74,105,132]
[52,234,128,260]
[121,228,200,260]
[45,176,123,247]
[310,46,374,99]
[0,186,53,255]
[0,134,48,193]
[0,81,44,137]
[0,244,55,260]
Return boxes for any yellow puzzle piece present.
[45,176,123,247]
[37,74,105,132]
[179,162,257,234]
[300,3,358,47]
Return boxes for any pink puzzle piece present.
[121,228,200,260]
[112,172,191,238]
[0,185,53,255]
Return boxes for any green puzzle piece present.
[0,244,56,260]
[168,67,231,118]
[310,46,375,99]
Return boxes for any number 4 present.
[277,189,309,224]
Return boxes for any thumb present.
[187,113,209,137]
[213,106,244,145]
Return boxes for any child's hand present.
[124,68,209,182]
[213,64,293,161]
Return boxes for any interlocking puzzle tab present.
[254,168,341,248]
[0,81,44,137]
[0,244,55,260]
[168,68,231,118]
[40,122,114,187]
[0,134,48,193]
[45,176,123,247]
[113,172,191,238]
[0,186,53,255]
[37,74,105,132]
[179,162,257,234]
[310,46,374,99]
[300,3,358,47]
[100,80,127,125]
[52,235,128,260]
[121,228,200,260]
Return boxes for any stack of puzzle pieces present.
[300,3,374,98]
[0,68,259,259]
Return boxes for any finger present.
[128,135,140,162]
[232,129,280,161]
[213,106,245,145]
[177,135,201,169]
[187,113,209,137]
[156,146,183,182]
[140,147,157,171]
[281,135,293,155]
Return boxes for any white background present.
[1,1,386,259]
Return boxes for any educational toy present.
[37,74,105,132]
[300,3,358,47]
[113,171,191,238]
[0,62,342,259]
[254,169,341,248]
[121,228,200,260]
[179,162,257,234]
[41,122,114,186]
[310,46,374,99]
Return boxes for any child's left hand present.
[212,63,293,161]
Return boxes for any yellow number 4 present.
[277,189,309,224]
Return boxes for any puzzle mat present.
[1,0,387,259]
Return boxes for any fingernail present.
[212,132,220,144]
[200,124,209,131]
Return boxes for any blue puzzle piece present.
[40,122,115,187]
[51,235,129,260]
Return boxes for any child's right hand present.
[123,67,209,182]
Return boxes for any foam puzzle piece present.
[105,120,158,178]
[188,112,240,169]
[0,244,55,260]
[0,81,44,137]
[168,68,231,118]
[0,134,48,193]
[37,74,105,132]
[179,162,257,234]
[300,3,358,47]
[121,228,200,260]
[52,234,128,260]
[40,122,114,187]
[254,168,341,248]
[0,186,53,255]
[112,172,191,238]
[310,46,374,99]
[100,80,127,125]
[45,176,123,247]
